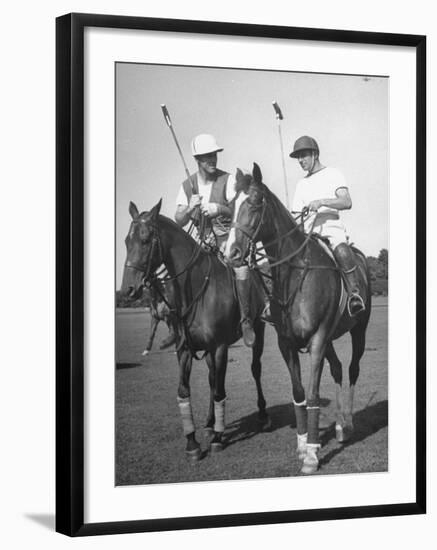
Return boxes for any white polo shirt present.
[292,166,349,247]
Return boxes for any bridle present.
[231,191,314,269]
[123,214,213,355]
[231,189,340,312]
[124,219,164,283]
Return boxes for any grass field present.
[115,297,388,485]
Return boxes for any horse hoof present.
[336,424,353,443]
[142,349,149,356]
[300,461,318,475]
[185,447,202,462]
[210,441,224,453]
[297,448,307,461]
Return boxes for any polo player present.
[175,134,256,346]
[290,135,365,316]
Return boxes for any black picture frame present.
[56,12,426,537]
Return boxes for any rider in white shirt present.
[290,135,365,316]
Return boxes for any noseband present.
[231,197,267,263]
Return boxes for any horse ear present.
[150,198,162,220]
[129,201,139,219]
[235,168,244,192]
[252,163,263,186]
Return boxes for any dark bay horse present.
[225,164,371,474]
[120,200,268,461]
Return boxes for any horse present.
[120,199,269,461]
[142,279,176,356]
[225,164,371,474]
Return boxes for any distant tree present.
[366,256,379,281]
[378,248,388,279]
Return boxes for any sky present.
[116,63,388,287]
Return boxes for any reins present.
[234,196,341,311]
[126,210,215,359]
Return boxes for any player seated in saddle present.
[174,133,257,347]
[289,135,365,316]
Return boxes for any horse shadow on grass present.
[116,362,143,370]
[225,398,331,447]
[319,399,388,467]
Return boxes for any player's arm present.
[175,194,202,226]
[308,187,352,212]
[200,203,232,218]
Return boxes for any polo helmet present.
[191,134,223,156]
[289,135,319,158]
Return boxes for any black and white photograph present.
[116,62,389,485]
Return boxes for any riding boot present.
[235,278,256,347]
[334,243,366,316]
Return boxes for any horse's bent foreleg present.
[176,349,201,461]
[159,317,177,349]
[278,336,307,460]
[325,341,349,442]
[143,315,159,356]
[346,324,367,436]
[251,321,271,430]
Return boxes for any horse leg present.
[251,320,271,430]
[277,336,307,461]
[176,348,201,461]
[205,352,216,435]
[208,344,228,453]
[325,341,349,442]
[142,314,158,356]
[159,317,176,349]
[301,334,327,474]
[345,323,367,437]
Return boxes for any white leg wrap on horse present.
[301,443,321,474]
[297,432,308,459]
[305,443,321,463]
[214,398,226,433]
[177,397,195,435]
[234,265,250,280]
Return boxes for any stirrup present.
[260,303,274,325]
[347,293,365,317]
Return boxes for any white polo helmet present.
[191,134,223,156]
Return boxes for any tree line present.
[116,247,388,308]
[366,248,388,296]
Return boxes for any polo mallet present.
[272,101,290,210]
[161,104,200,226]
[161,104,195,191]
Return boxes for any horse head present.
[120,199,163,300]
[225,163,272,267]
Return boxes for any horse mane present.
[261,183,300,230]
[152,212,209,253]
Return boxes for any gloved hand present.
[188,194,202,210]
[201,202,220,217]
